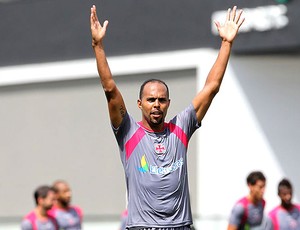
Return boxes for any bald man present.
[48,180,83,230]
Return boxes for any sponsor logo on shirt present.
[138,155,149,172]
[138,155,183,175]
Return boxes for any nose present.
[67,191,72,198]
[286,194,292,201]
[154,99,160,107]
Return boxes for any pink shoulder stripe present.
[269,206,280,230]
[237,197,249,226]
[168,123,188,148]
[125,127,145,160]
[238,196,248,205]
[72,206,83,221]
[47,208,56,217]
[25,211,35,221]
[25,211,37,230]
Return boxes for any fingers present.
[91,5,99,23]
[103,20,109,27]
[234,9,241,23]
[102,20,109,32]
[230,6,237,22]
[237,15,245,28]
[90,5,96,25]
[227,6,244,26]
[214,21,221,31]
[225,8,230,22]
[225,6,236,22]
[90,5,108,31]
[235,9,244,24]
[90,5,95,17]
[234,8,245,28]
[226,6,236,22]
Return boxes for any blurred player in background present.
[21,185,58,230]
[227,171,266,230]
[266,178,300,230]
[48,180,83,230]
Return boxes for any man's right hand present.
[90,5,109,47]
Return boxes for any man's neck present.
[140,120,165,132]
[247,195,261,205]
[34,207,48,220]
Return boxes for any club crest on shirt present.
[154,143,166,155]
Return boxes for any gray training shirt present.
[21,211,57,230]
[114,104,200,228]
[228,197,265,230]
[266,205,300,230]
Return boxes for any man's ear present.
[37,197,43,205]
[137,99,142,109]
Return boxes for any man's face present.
[249,180,266,202]
[56,183,72,207]
[41,191,56,211]
[138,82,170,130]
[279,186,292,208]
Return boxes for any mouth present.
[151,111,163,118]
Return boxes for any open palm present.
[215,6,245,43]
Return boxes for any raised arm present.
[90,5,126,128]
[192,6,244,123]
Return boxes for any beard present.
[150,116,164,126]
[44,204,53,211]
[149,111,165,126]
[59,198,71,207]
[282,200,292,209]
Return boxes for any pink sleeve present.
[269,207,280,230]
[72,206,83,221]
[47,207,56,218]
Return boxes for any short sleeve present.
[228,203,245,227]
[21,219,33,230]
[263,215,274,230]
